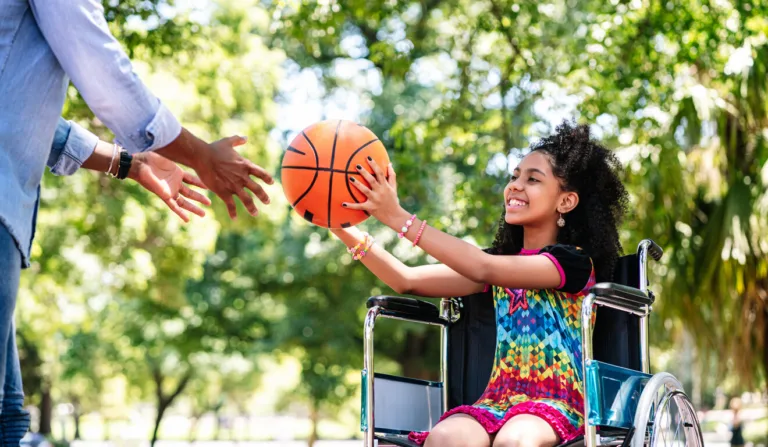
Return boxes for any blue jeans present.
[0,223,30,446]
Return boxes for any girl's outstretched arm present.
[379,212,561,290]
[331,227,484,298]
[344,160,563,291]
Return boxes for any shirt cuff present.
[49,121,99,176]
[118,102,182,153]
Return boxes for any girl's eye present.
[528,177,539,183]
[509,175,518,182]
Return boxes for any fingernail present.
[342,203,348,208]
[356,164,362,170]
[367,156,372,161]
[350,177,356,182]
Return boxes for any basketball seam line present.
[327,120,342,228]
[344,138,380,218]
[281,166,362,174]
[291,131,320,208]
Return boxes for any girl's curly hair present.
[490,121,629,282]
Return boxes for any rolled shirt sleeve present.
[28,0,182,154]
[47,117,99,176]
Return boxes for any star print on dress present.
[506,288,528,314]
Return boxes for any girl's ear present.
[558,191,579,214]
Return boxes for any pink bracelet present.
[413,220,427,247]
[398,214,417,238]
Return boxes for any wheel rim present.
[632,373,704,447]
[649,390,703,447]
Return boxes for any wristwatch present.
[116,151,133,180]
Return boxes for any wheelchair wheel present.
[630,372,704,447]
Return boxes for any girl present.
[333,122,628,447]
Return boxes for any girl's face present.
[503,151,578,227]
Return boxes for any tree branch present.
[488,0,524,152]
[488,0,522,63]
[167,370,193,405]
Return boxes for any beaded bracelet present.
[354,234,375,261]
[348,233,369,255]
[349,233,374,261]
[353,237,372,260]
[398,214,417,238]
[413,220,427,247]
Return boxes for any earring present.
[557,213,565,228]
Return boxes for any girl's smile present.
[505,197,528,211]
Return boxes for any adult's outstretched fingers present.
[249,162,275,185]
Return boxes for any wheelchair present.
[360,240,703,447]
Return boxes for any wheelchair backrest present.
[447,254,643,409]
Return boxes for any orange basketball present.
[281,119,390,229]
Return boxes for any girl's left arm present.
[346,159,562,291]
[383,208,561,290]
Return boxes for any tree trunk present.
[71,397,82,440]
[39,386,52,436]
[151,400,169,447]
[764,308,768,389]
[212,403,223,440]
[104,418,112,440]
[150,367,193,447]
[73,412,81,440]
[188,416,199,442]
[307,400,319,447]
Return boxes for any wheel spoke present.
[672,398,682,444]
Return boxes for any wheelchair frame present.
[361,239,676,447]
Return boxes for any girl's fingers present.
[342,201,371,211]
[354,165,378,186]
[387,164,397,188]
[366,157,387,184]
[349,177,372,197]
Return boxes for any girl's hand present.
[128,152,212,222]
[344,158,404,228]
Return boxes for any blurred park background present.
[17,0,768,445]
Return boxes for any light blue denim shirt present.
[0,0,182,267]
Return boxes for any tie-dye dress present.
[409,245,596,444]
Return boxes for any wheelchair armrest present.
[366,295,442,325]
[590,282,654,313]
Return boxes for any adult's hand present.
[156,128,274,219]
[128,152,211,222]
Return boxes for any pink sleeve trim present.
[483,284,490,293]
[541,253,566,290]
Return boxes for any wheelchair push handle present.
[637,239,663,262]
